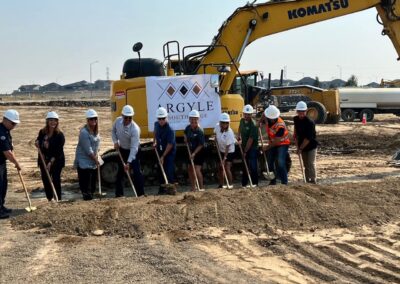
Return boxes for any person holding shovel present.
[153,107,176,195]
[112,105,145,197]
[238,104,258,187]
[35,111,65,201]
[214,113,235,188]
[293,101,319,184]
[263,105,290,185]
[0,110,21,219]
[184,110,205,191]
[74,109,100,201]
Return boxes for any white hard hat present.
[122,105,134,116]
[156,107,168,118]
[188,110,200,118]
[4,109,20,124]
[219,112,230,122]
[46,111,59,120]
[86,109,98,119]
[295,101,308,111]
[264,105,280,119]
[243,104,254,114]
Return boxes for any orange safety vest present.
[266,117,290,146]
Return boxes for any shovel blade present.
[25,206,37,212]
[263,171,275,180]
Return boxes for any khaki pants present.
[301,148,317,182]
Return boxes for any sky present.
[1,0,399,93]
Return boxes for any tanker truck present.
[339,88,400,122]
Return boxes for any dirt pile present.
[12,178,400,238]
[0,99,110,107]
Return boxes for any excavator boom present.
[196,0,400,93]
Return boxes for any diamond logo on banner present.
[165,83,176,99]
[178,83,189,98]
[191,82,202,98]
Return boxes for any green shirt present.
[239,118,258,150]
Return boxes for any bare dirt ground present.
[1,104,400,283]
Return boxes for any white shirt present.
[112,117,140,163]
[214,123,235,153]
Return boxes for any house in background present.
[40,82,62,92]
[18,84,40,92]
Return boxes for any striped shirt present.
[111,117,140,163]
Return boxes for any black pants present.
[39,163,63,201]
[77,167,97,200]
[0,163,7,208]
[116,148,145,197]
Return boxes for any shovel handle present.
[154,147,169,185]
[18,170,34,209]
[237,139,254,188]
[298,153,307,183]
[258,128,272,174]
[186,142,200,191]
[214,137,231,189]
[117,150,138,197]
[38,149,59,202]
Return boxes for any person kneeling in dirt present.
[238,104,259,187]
[263,105,290,185]
[0,110,21,219]
[153,107,176,195]
[184,110,205,191]
[112,105,145,197]
[74,109,100,201]
[35,111,65,201]
[293,101,319,184]
[214,113,235,188]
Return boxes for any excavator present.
[101,0,400,186]
[381,78,400,87]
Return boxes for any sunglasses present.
[10,122,17,126]
[123,116,132,120]
[158,117,166,121]
[88,117,98,121]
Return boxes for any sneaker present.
[217,185,223,189]
[1,206,12,214]
[0,211,9,219]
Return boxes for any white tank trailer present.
[339,88,400,122]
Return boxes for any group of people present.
[0,100,318,218]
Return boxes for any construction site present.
[1,0,400,283]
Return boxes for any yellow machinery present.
[381,78,400,87]
[102,0,400,186]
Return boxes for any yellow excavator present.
[101,0,400,186]
[381,78,400,87]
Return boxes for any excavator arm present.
[194,0,400,93]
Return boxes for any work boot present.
[0,211,9,219]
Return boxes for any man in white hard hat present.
[112,105,145,197]
[0,110,22,218]
[238,104,258,187]
[153,107,176,194]
[293,101,319,184]
[262,105,290,185]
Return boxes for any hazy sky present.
[1,0,399,93]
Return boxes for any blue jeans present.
[158,151,175,184]
[242,148,258,186]
[0,163,7,207]
[267,145,289,184]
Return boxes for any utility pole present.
[106,67,110,80]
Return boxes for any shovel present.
[237,139,256,188]
[117,150,138,197]
[258,128,275,181]
[185,142,203,191]
[17,170,37,212]
[154,147,177,195]
[96,153,106,199]
[298,153,307,183]
[214,137,233,189]
[38,149,59,202]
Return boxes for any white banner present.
[146,74,221,131]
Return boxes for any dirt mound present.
[0,99,110,107]
[12,178,400,238]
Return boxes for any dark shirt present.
[36,130,66,168]
[184,125,205,152]
[154,122,176,156]
[293,116,318,152]
[239,118,258,150]
[0,123,12,165]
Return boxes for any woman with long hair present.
[35,111,65,201]
[74,109,100,200]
